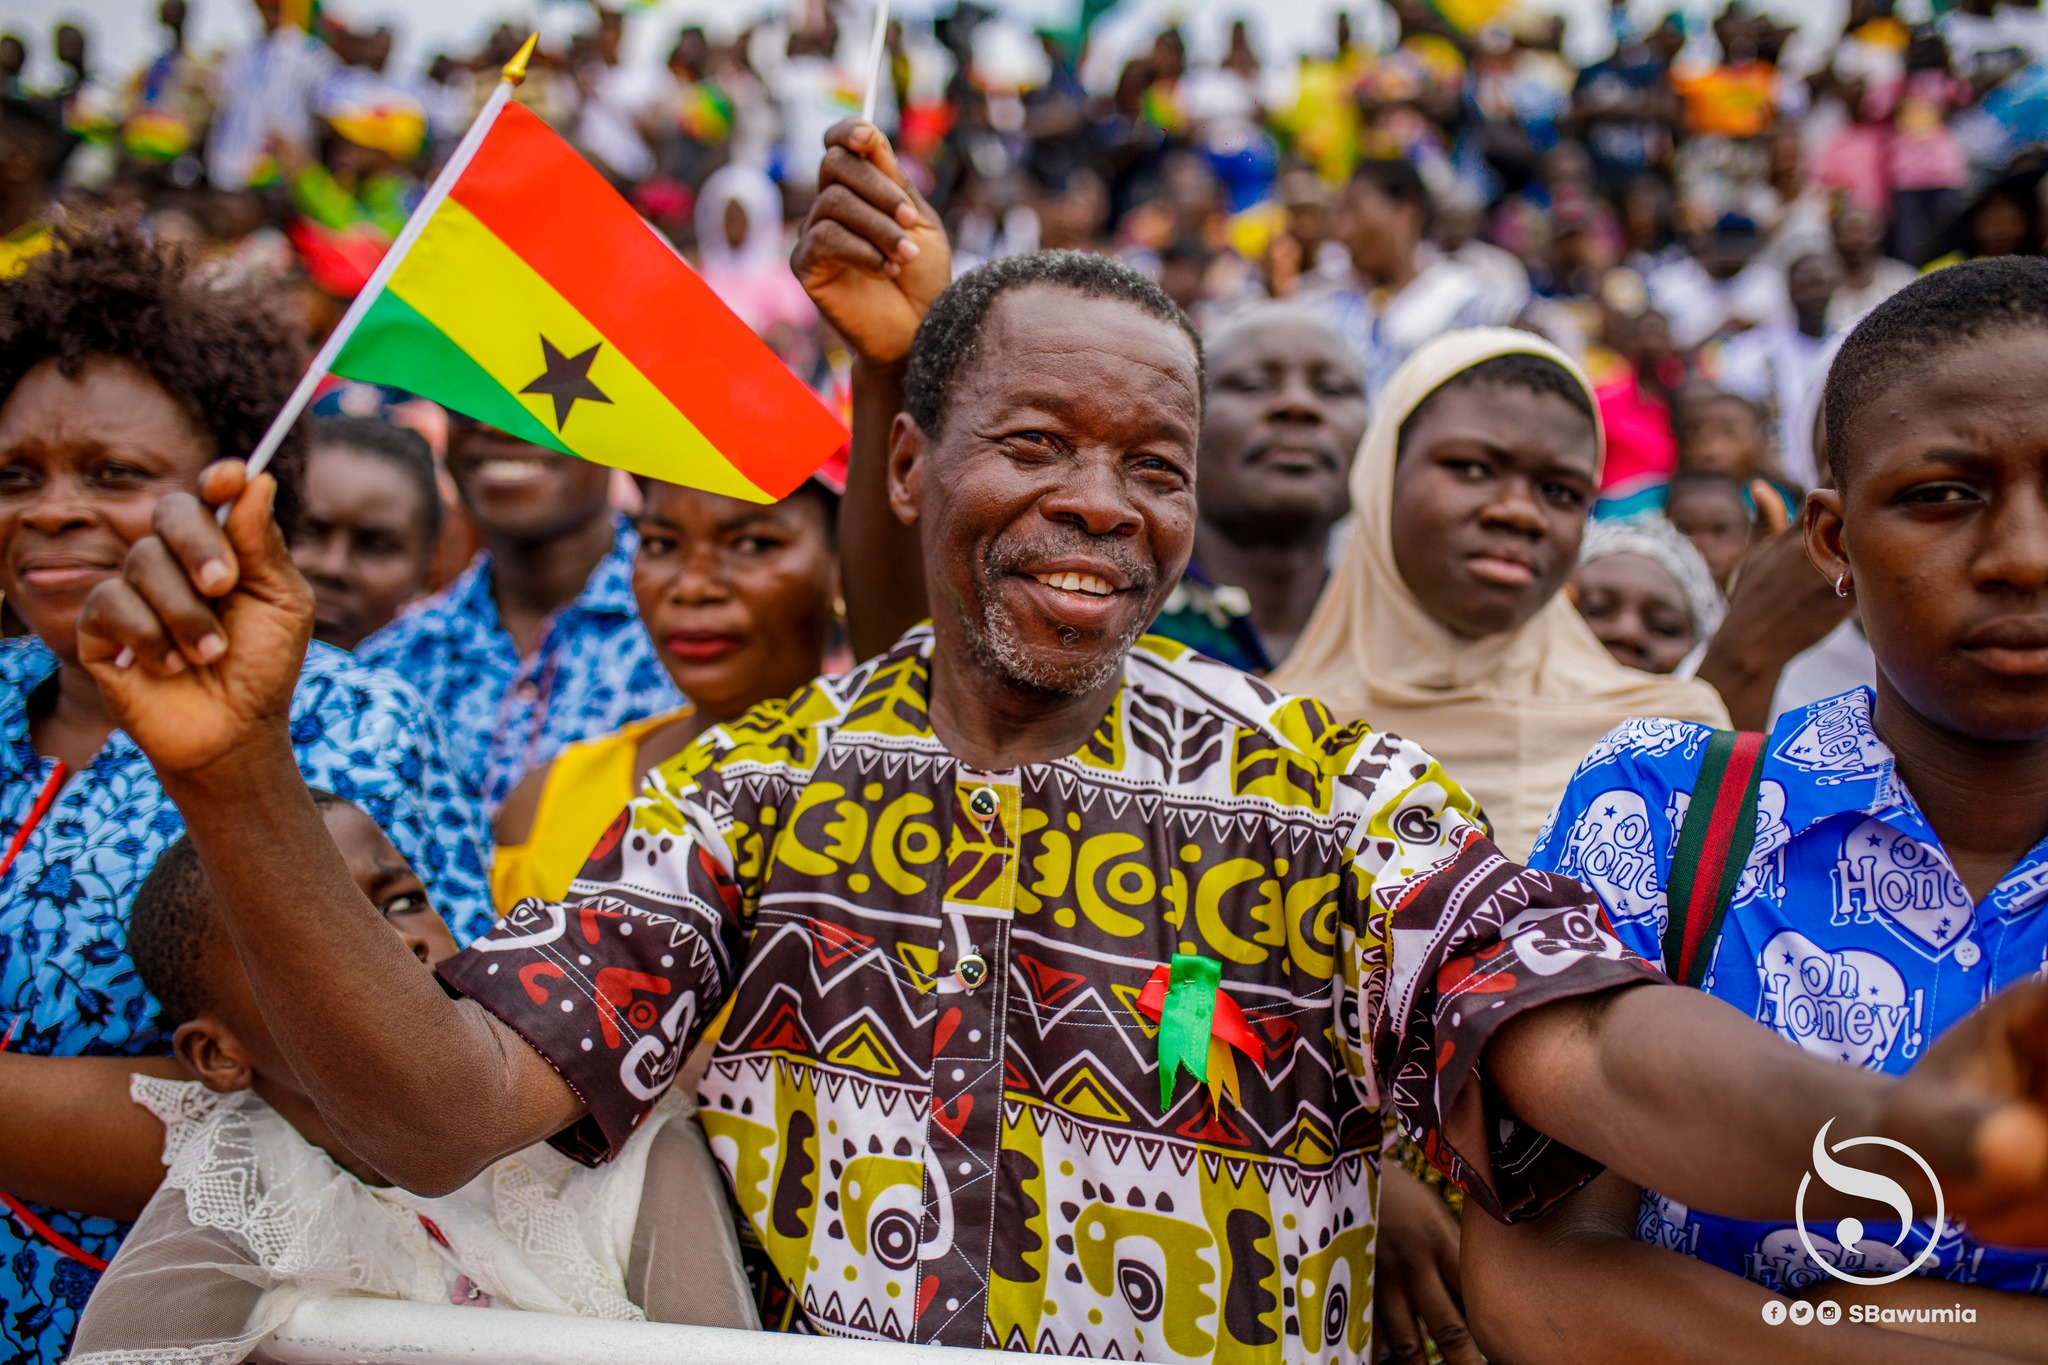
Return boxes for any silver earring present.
[1833,574,1850,598]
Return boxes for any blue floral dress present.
[356,520,681,814]
[0,636,494,1364]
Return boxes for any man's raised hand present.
[76,460,314,779]
[792,119,950,365]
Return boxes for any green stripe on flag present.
[331,288,576,457]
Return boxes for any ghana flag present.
[325,101,845,502]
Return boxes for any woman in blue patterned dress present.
[0,216,493,1364]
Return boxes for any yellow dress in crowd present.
[490,706,693,911]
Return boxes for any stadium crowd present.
[9,0,2048,1361]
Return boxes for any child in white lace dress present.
[66,793,756,1365]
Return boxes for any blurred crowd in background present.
[8,0,2048,675]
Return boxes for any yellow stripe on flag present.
[386,199,770,502]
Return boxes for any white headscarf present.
[1272,328,1728,858]
[693,163,788,275]
[1579,513,1728,647]
[690,164,817,336]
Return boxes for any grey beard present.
[960,589,1142,697]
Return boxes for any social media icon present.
[1789,1300,1815,1325]
[1762,1301,1788,1326]
[1816,1300,1842,1325]
[1795,1117,1944,1287]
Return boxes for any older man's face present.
[900,287,1201,697]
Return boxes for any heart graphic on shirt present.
[1831,819,1975,959]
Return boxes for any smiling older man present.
[71,122,2048,1364]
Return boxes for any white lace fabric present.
[66,1076,754,1364]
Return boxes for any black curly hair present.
[902,249,1203,439]
[0,212,309,529]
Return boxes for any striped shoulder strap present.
[1661,729,1767,990]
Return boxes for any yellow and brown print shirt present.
[441,627,1658,1361]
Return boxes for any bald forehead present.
[1205,308,1359,375]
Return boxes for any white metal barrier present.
[259,1298,988,1365]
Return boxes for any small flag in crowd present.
[242,35,848,507]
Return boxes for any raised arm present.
[0,1054,184,1219]
[1464,1171,2027,1364]
[74,464,583,1195]
[790,119,950,660]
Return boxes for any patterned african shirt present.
[0,636,493,1365]
[1529,689,2048,1296]
[357,518,681,812]
[442,627,1656,1361]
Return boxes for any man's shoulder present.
[664,667,870,794]
[1122,636,1376,767]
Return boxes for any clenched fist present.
[792,120,950,366]
[76,460,314,780]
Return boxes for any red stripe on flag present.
[450,105,844,499]
[1677,731,1764,980]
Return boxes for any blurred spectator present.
[0,98,68,266]
[1305,156,1525,399]
[0,34,26,98]
[1647,212,1787,348]
[1664,468,1754,590]
[120,0,214,179]
[290,416,442,651]
[693,163,817,341]
[1593,301,1682,519]
[1571,514,1725,675]
[1827,201,1917,327]
[1151,305,1367,673]
[206,0,337,190]
[1714,251,1839,486]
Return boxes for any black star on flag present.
[521,335,612,431]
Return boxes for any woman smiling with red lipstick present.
[490,474,840,911]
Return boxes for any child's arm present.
[1463,1172,2026,1364]
[0,1053,184,1219]
[1798,1276,2048,1361]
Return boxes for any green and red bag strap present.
[1661,729,1767,990]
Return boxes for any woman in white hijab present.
[1273,328,1727,858]
[692,164,818,337]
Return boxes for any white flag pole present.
[232,32,540,502]
[859,0,892,124]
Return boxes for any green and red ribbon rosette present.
[1137,953,1266,1113]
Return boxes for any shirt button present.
[966,786,1000,822]
[955,950,989,991]
[1956,939,1981,968]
